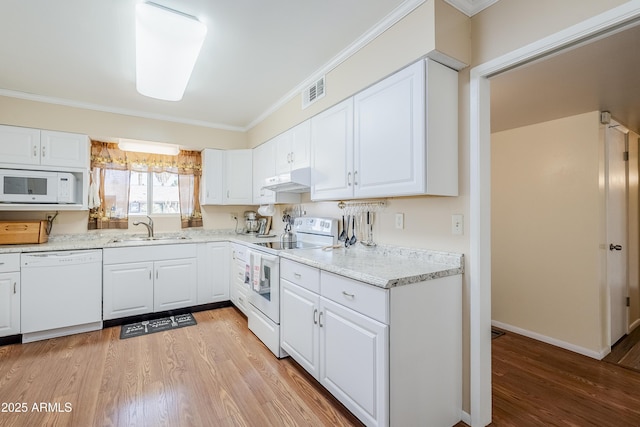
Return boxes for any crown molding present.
[443,0,499,17]
[0,88,245,132]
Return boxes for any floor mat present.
[120,313,197,339]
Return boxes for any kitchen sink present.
[108,236,191,243]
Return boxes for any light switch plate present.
[395,213,404,229]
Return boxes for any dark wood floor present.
[491,330,640,426]
[4,308,640,426]
[603,326,640,372]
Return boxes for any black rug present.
[120,313,197,339]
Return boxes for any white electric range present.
[245,217,338,357]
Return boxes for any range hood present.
[262,167,311,193]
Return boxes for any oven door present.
[247,250,280,323]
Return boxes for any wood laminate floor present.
[603,326,640,372]
[4,308,640,426]
[0,307,362,427]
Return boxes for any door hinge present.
[627,297,630,307]
[624,151,629,161]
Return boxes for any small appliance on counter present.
[236,211,273,236]
[244,211,260,234]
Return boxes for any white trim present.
[630,317,640,332]
[246,0,426,130]
[492,320,610,360]
[470,2,640,426]
[443,0,499,17]
[461,410,472,425]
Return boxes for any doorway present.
[469,3,640,426]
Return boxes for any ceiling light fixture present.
[118,139,180,155]
[135,2,207,101]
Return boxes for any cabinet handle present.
[33,145,38,157]
[354,171,358,186]
[207,190,209,198]
[227,190,230,198]
[347,172,352,186]
[156,271,159,280]
[318,311,324,327]
[287,153,291,163]
[294,272,301,279]
[0,262,4,266]
[42,146,46,158]
[149,271,152,280]
[342,291,355,299]
[290,152,295,163]
[313,308,318,325]
[13,282,17,294]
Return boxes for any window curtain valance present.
[88,141,202,230]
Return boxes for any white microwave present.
[0,169,77,204]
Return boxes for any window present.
[129,171,180,214]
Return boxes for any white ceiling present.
[0,0,416,131]
[491,21,640,135]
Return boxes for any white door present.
[0,125,41,166]
[0,272,20,337]
[103,262,154,320]
[280,280,320,378]
[354,60,425,198]
[319,297,388,427]
[311,98,354,201]
[154,258,197,312]
[606,123,628,345]
[224,149,253,204]
[40,130,89,168]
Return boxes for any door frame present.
[469,2,640,426]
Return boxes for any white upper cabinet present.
[201,148,253,205]
[252,140,300,205]
[310,59,458,201]
[275,120,311,174]
[0,125,89,170]
[310,98,355,201]
[224,149,253,204]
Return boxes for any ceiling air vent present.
[302,76,325,109]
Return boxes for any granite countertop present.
[280,245,463,288]
[0,230,464,289]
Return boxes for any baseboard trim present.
[491,320,610,360]
[629,318,640,333]
[461,410,471,425]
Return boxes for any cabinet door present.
[253,141,277,204]
[290,120,311,170]
[311,98,354,201]
[320,297,388,427]
[40,130,89,169]
[354,60,425,198]
[201,149,224,205]
[224,149,253,204]
[281,279,320,378]
[274,131,293,175]
[0,125,40,166]
[0,272,20,337]
[154,258,197,312]
[197,243,229,304]
[103,262,154,320]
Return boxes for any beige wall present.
[491,112,606,353]
[470,0,629,65]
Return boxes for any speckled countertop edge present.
[0,230,464,288]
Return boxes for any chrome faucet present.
[133,215,154,238]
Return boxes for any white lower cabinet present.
[281,260,388,427]
[103,244,197,320]
[196,242,229,304]
[0,254,21,337]
[281,258,462,427]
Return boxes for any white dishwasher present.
[21,250,103,343]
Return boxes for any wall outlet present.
[395,213,404,229]
[452,214,463,235]
[230,212,238,221]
